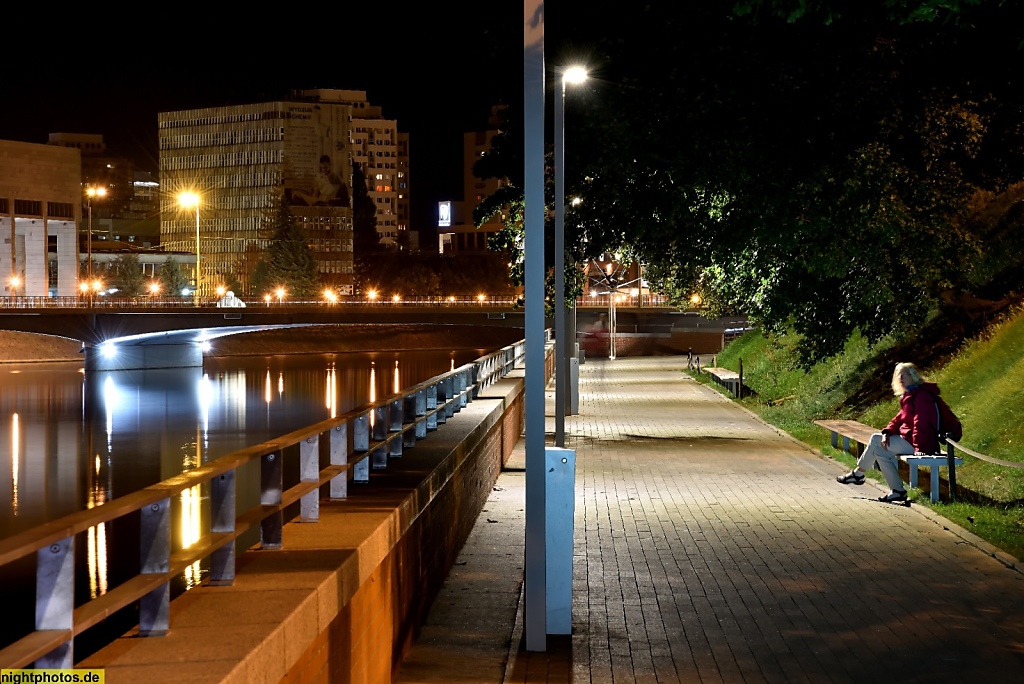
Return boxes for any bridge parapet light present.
[216,286,226,298]
[391,294,401,303]
[323,288,338,304]
[263,293,272,306]
[477,293,486,303]
[275,287,286,304]
[149,281,161,295]
[367,289,378,302]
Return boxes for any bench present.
[813,419,962,503]
[705,367,742,397]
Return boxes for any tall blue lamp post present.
[554,65,587,448]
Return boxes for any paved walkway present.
[396,357,1024,683]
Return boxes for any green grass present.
[697,309,1024,560]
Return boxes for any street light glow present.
[178,191,202,305]
[86,187,107,199]
[563,66,588,85]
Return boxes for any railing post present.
[210,470,236,585]
[300,435,319,522]
[426,383,438,431]
[458,370,469,408]
[414,388,427,439]
[35,536,74,668]
[445,377,456,419]
[403,393,418,447]
[946,439,957,503]
[435,381,447,425]
[353,413,370,482]
[330,423,349,499]
[372,405,389,469]
[139,497,171,636]
[389,398,403,457]
[261,452,283,549]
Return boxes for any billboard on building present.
[283,104,352,208]
[438,201,452,228]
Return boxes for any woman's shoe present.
[836,470,865,485]
[878,490,908,503]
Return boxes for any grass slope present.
[702,306,1024,560]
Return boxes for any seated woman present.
[835,362,943,503]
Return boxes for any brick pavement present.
[397,356,1024,684]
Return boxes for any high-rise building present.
[158,89,410,296]
[48,134,161,248]
[438,106,507,254]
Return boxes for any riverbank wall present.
[79,349,553,683]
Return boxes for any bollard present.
[946,438,957,503]
[738,358,743,399]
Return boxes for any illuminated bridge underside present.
[83,325,315,372]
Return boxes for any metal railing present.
[0,295,523,309]
[0,339,527,669]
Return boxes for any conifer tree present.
[252,197,319,298]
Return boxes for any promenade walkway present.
[396,356,1024,683]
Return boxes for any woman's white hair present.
[892,362,925,395]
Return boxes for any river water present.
[0,347,490,656]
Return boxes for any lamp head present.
[563,66,588,85]
[178,191,200,209]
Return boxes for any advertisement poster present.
[283,104,352,208]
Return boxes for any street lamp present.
[178,191,201,306]
[85,187,106,302]
[554,65,587,447]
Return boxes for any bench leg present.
[831,432,838,449]
[931,469,940,503]
[908,464,919,490]
[842,436,850,453]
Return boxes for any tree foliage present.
[157,257,189,298]
[251,197,319,298]
[504,1,1024,365]
[106,254,144,297]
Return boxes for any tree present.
[251,197,319,298]
[107,254,145,297]
[157,257,189,298]
[352,162,384,293]
[527,1,1024,364]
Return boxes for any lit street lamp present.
[178,191,201,306]
[85,187,106,304]
[554,65,587,448]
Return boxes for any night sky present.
[2,4,524,239]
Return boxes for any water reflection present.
[0,349,484,543]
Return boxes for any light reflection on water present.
[0,349,484,622]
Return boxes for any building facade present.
[158,89,410,297]
[438,107,507,255]
[0,140,80,297]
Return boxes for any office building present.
[158,89,411,296]
[0,139,80,297]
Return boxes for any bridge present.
[0,297,741,371]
